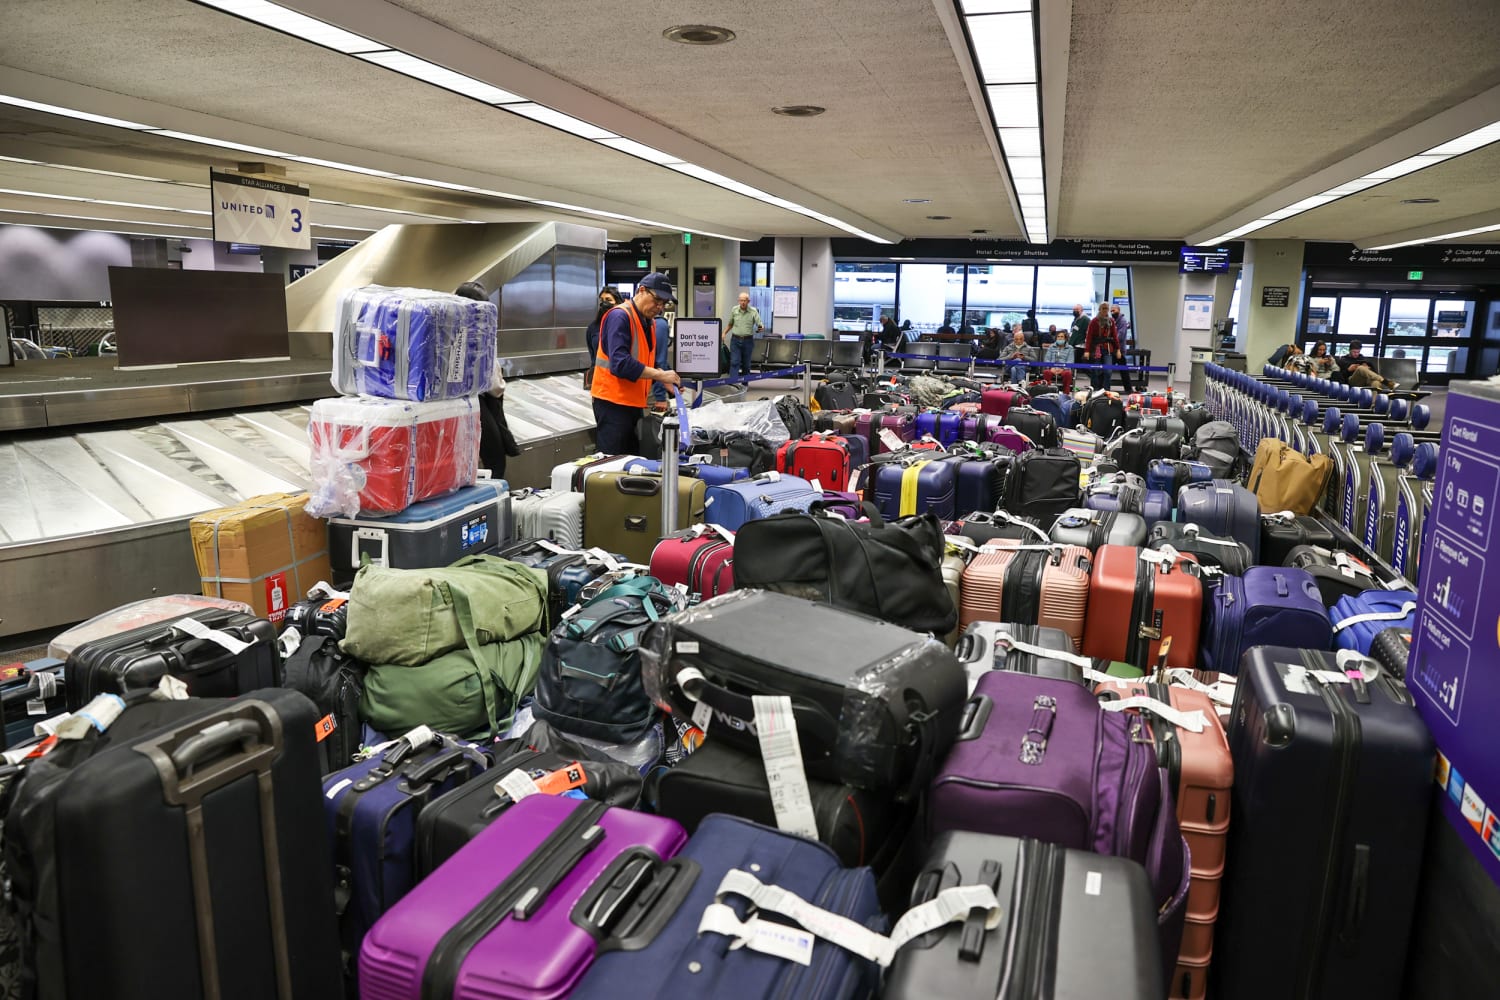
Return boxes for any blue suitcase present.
[948,453,1010,515]
[843,431,870,478]
[569,814,885,1000]
[625,457,748,486]
[705,473,819,531]
[1145,459,1212,501]
[1176,480,1261,561]
[872,457,959,520]
[1331,589,1418,654]
[1027,393,1066,428]
[1085,482,1172,523]
[1200,566,1332,673]
[321,730,491,961]
[914,410,963,447]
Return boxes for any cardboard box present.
[190,492,331,625]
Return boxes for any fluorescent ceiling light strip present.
[1007,157,1043,180]
[357,50,524,105]
[986,84,1038,129]
[0,207,211,230]
[0,93,154,130]
[192,0,385,54]
[1359,153,1449,181]
[960,0,1032,14]
[1368,222,1500,250]
[1012,177,1045,195]
[0,187,210,214]
[595,137,685,165]
[505,104,615,140]
[998,127,1041,158]
[1428,122,1500,155]
[966,11,1036,84]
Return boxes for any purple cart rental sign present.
[1409,380,1500,884]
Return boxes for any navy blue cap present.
[639,272,677,304]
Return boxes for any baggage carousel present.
[0,367,605,640]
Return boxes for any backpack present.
[281,634,367,775]
[1083,394,1127,440]
[775,395,815,440]
[532,577,688,742]
[1188,421,1240,479]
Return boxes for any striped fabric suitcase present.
[958,542,1092,650]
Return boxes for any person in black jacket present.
[583,287,622,389]
[455,281,521,479]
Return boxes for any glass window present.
[965,265,1035,333]
[1386,298,1431,338]
[1226,273,1243,325]
[1334,297,1382,341]
[1426,346,1467,375]
[1433,299,1474,338]
[1305,296,1336,337]
[1036,266,1096,338]
[832,262,895,332]
[756,262,771,287]
[897,263,952,334]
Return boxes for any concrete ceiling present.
[0,0,1497,250]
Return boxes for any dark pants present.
[1094,357,1136,394]
[592,396,642,455]
[729,336,755,376]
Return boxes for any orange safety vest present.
[590,302,655,408]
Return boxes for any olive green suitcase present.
[582,471,707,564]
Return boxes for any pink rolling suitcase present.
[358,794,687,1000]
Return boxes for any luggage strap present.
[1098,695,1208,733]
[989,631,1113,685]
[699,869,1000,968]
[1332,602,1416,633]
[898,460,930,518]
[1168,524,1241,548]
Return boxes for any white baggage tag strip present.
[810,478,823,492]
[706,524,736,544]
[703,870,1000,968]
[306,580,350,602]
[1162,669,1236,707]
[400,724,436,749]
[32,712,72,739]
[990,632,1112,685]
[173,615,254,655]
[583,548,623,572]
[1099,696,1208,733]
[535,538,584,557]
[55,693,125,740]
[496,768,541,802]
[278,626,303,660]
[691,698,713,733]
[153,675,191,701]
[752,696,820,841]
[1332,602,1416,632]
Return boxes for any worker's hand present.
[656,369,682,386]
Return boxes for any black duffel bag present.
[689,430,776,474]
[733,506,957,636]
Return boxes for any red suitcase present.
[776,433,854,490]
[308,395,479,515]
[1095,680,1233,1000]
[1083,545,1202,670]
[649,527,735,598]
[980,387,1029,417]
[958,541,1092,650]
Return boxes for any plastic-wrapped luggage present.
[307,395,480,517]
[332,284,496,401]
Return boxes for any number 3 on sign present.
[290,208,303,233]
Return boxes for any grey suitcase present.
[1048,506,1147,551]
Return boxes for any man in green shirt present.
[1068,303,1090,364]
[724,292,764,376]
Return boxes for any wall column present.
[1236,239,1306,366]
[772,236,835,335]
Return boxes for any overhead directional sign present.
[210,171,310,250]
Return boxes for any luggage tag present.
[1099,695,1207,734]
[1332,602,1416,633]
[751,695,819,841]
[26,671,59,716]
[990,630,1113,685]
[172,616,254,655]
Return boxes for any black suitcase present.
[954,621,1087,688]
[1285,544,1380,607]
[1148,521,1254,574]
[654,738,899,870]
[883,831,1163,1000]
[63,608,279,711]
[1116,428,1184,477]
[949,511,1049,546]
[414,722,645,877]
[1214,647,1433,1000]
[1000,448,1083,526]
[1002,405,1060,448]
[641,589,966,801]
[1260,512,1339,566]
[3,689,341,998]
[1369,626,1412,680]
[1,659,66,749]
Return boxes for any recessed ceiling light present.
[663,24,736,45]
[771,105,825,118]
[927,215,952,220]
[1400,197,1441,204]
[903,198,932,204]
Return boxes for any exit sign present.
[636,259,648,268]
[682,232,693,245]
[1408,270,1424,280]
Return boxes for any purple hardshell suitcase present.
[915,410,964,446]
[930,670,1190,982]
[358,794,687,1000]
[946,452,1010,515]
[984,424,1034,454]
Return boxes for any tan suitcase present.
[582,472,706,564]
[958,541,1092,650]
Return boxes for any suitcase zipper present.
[1296,650,1362,1000]
[1125,559,1148,668]
[419,800,608,1000]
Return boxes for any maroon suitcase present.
[980,387,1029,417]
[648,528,735,598]
[776,433,854,491]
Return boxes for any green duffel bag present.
[362,631,545,738]
[342,554,549,667]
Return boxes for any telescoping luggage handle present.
[698,867,1001,969]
